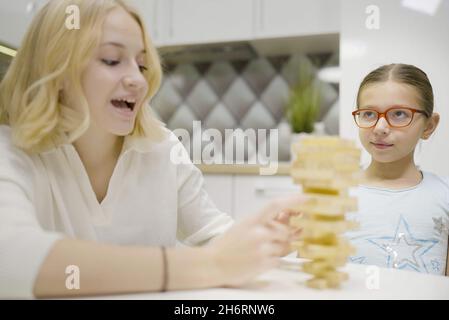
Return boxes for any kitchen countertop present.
[196,162,291,175]
[84,257,449,300]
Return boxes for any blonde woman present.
[0,0,302,298]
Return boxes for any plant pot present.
[290,132,310,162]
[290,122,326,161]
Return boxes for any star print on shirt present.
[349,256,366,264]
[432,216,449,235]
[430,259,441,272]
[366,215,438,273]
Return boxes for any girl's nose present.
[372,116,390,135]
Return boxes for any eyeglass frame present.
[351,106,428,128]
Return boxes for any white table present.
[91,258,449,300]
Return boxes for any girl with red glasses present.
[346,64,448,276]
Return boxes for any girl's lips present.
[371,142,394,149]
[110,102,135,119]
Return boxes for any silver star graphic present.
[386,232,423,269]
[432,217,444,234]
[368,216,438,272]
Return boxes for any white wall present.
[340,0,449,176]
[0,0,43,48]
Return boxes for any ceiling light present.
[318,66,340,84]
[401,0,441,16]
[0,45,16,57]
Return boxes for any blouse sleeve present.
[172,135,234,246]
[0,130,63,298]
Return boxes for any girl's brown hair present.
[357,63,433,117]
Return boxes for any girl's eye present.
[102,59,119,66]
[391,110,409,119]
[361,111,376,119]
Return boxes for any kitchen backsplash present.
[0,52,12,80]
[151,52,339,162]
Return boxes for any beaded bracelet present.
[161,246,168,292]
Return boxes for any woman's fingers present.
[249,194,307,226]
[275,209,302,224]
[213,195,309,287]
[266,220,290,242]
[291,226,302,238]
[274,211,290,224]
[262,221,298,258]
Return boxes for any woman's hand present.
[273,205,304,255]
[205,195,305,287]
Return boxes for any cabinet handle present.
[255,186,298,196]
[260,0,265,31]
[252,0,262,35]
[168,0,174,38]
[153,0,159,39]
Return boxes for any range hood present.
[159,41,258,65]
[158,33,339,65]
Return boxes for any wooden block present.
[306,277,328,289]
[294,178,359,192]
[290,217,359,234]
[297,199,358,217]
[302,259,345,276]
[290,135,361,290]
[305,271,349,289]
[297,240,356,260]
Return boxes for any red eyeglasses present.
[352,106,428,128]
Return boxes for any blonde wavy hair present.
[0,0,165,153]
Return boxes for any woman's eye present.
[102,59,119,66]
[102,58,147,73]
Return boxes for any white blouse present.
[0,125,233,298]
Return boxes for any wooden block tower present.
[289,136,361,289]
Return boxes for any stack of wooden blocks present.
[290,136,361,289]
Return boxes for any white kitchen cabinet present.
[202,174,299,221]
[0,0,42,48]
[0,0,342,50]
[254,0,340,39]
[166,0,254,45]
[129,0,169,46]
[202,174,234,217]
[131,0,340,47]
[131,0,254,46]
[232,175,299,221]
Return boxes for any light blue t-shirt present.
[346,171,449,275]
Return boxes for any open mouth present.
[111,99,136,111]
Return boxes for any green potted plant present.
[286,71,321,135]
[285,69,321,160]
